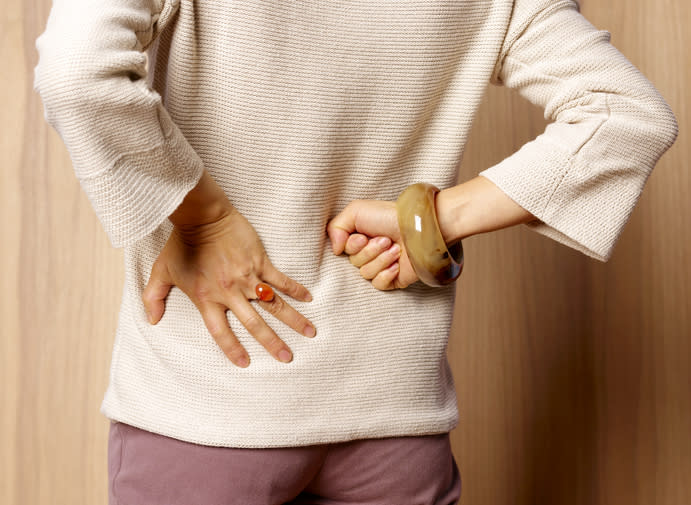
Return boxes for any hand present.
[142,207,316,368]
[342,233,404,288]
[327,200,419,290]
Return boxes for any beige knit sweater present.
[34,0,677,448]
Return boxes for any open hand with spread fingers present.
[142,207,316,367]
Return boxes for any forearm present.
[169,169,235,229]
[436,175,538,244]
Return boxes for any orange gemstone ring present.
[255,282,275,302]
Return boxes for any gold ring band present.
[396,183,463,287]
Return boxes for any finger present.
[262,263,312,302]
[344,233,369,256]
[326,201,360,255]
[142,261,174,325]
[359,243,401,280]
[229,296,294,363]
[371,262,400,291]
[327,200,399,255]
[349,236,392,268]
[391,251,419,289]
[258,293,317,338]
[199,302,250,367]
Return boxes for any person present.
[33,0,677,503]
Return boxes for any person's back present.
[33,1,677,503]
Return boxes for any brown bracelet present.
[396,183,463,287]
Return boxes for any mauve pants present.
[108,420,462,505]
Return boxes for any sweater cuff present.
[77,106,205,249]
[478,133,645,262]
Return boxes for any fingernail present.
[305,292,313,302]
[279,349,293,363]
[377,236,391,246]
[236,356,249,368]
[303,325,316,338]
[390,243,400,255]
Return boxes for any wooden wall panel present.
[2,0,688,504]
[449,1,691,504]
[3,2,123,504]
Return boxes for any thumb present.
[326,203,358,255]
[142,261,174,325]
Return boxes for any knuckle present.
[372,268,397,291]
[217,275,234,290]
[372,280,386,291]
[218,339,242,358]
[362,243,376,256]
[242,313,263,333]
[206,319,224,337]
[290,312,308,330]
[265,335,284,353]
[345,238,364,256]
[254,257,268,275]
[264,296,285,315]
[141,288,154,304]
[193,283,212,302]
[236,264,253,279]
[359,266,375,280]
[277,276,293,295]
[150,260,166,277]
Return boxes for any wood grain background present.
[2,0,689,504]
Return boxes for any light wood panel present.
[3,2,124,504]
[2,1,689,504]
[449,1,691,504]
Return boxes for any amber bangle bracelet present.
[396,183,463,287]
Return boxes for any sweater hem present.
[99,397,460,449]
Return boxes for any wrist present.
[436,176,538,244]
[435,184,472,245]
[169,169,235,228]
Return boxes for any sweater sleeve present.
[33,0,205,249]
[478,0,678,262]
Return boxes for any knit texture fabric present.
[34,0,677,448]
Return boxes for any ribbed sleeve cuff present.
[77,108,205,249]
